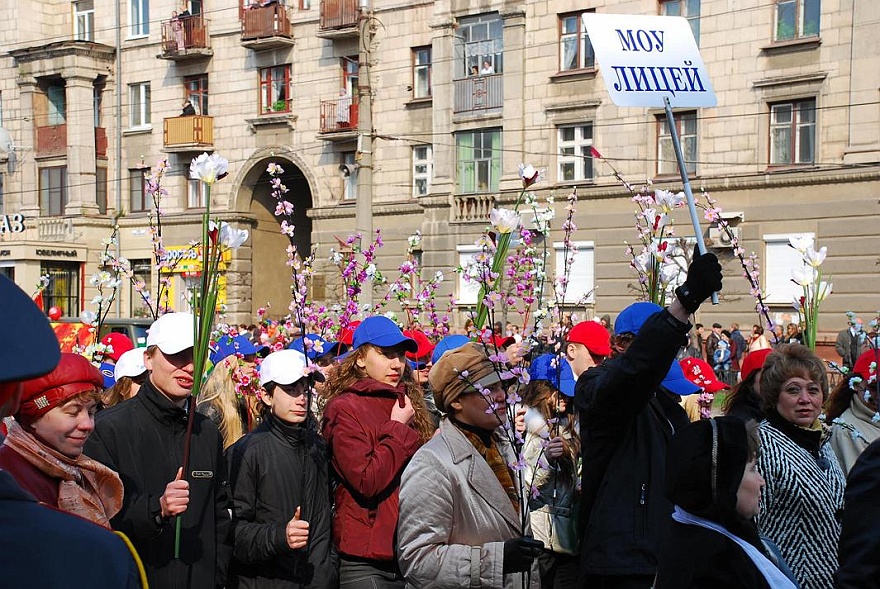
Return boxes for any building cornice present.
[9,41,116,64]
[308,200,424,220]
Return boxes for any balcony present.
[241,4,294,50]
[95,127,107,159]
[317,0,359,38]
[36,124,67,158]
[454,74,503,115]
[318,97,358,139]
[158,15,213,60]
[453,193,495,223]
[163,115,214,152]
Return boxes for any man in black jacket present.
[86,312,232,589]
[575,253,723,589]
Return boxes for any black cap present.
[0,275,61,382]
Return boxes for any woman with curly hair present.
[321,316,434,589]
[826,349,880,475]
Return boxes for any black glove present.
[675,251,723,313]
[502,536,544,574]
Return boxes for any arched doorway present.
[239,156,313,319]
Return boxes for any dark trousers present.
[538,552,580,589]
[339,557,404,589]
[582,574,655,589]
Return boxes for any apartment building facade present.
[0,0,877,333]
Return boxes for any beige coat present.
[397,419,540,589]
[830,394,880,475]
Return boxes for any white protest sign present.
[582,13,716,108]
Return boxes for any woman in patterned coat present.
[756,344,845,589]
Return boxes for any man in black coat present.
[575,253,723,589]
[86,312,232,589]
[836,437,880,589]
[0,275,143,588]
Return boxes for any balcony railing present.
[36,124,67,158]
[159,15,212,59]
[241,4,292,46]
[95,127,107,158]
[319,98,358,134]
[163,115,214,151]
[319,0,359,33]
[453,193,496,222]
[454,73,503,114]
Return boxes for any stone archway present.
[236,156,313,319]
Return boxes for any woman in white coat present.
[397,343,541,589]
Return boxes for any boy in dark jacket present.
[575,253,723,589]
[227,349,338,588]
[85,312,232,589]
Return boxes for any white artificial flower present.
[219,222,249,249]
[189,152,229,185]
[791,266,816,287]
[805,246,827,267]
[80,310,97,325]
[653,189,686,213]
[789,234,814,254]
[490,208,522,234]
[518,163,543,187]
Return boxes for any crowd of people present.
[1,252,879,589]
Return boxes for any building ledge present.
[760,36,821,55]
[549,68,598,83]
[246,114,297,132]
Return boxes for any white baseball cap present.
[146,312,195,355]
[114,348,147,380]
[259,349,324,387]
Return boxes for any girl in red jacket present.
[321,316,435,589]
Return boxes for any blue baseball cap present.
[0,275,60,383]
[288,334,333,360]
[210,334,259,365]
[614,302,663,336]
[528,353,576,397]
[661,360,701,396]
[99,361,116,389]
[431,335,471,364]
[352,316,418,353]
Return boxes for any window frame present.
[129,0,150,37]
[96,166,108,214]
[457,13,504,77]
[557,123,594,183]
[259,65,292,114]
[41,261,81,318]
[774,0,820,42]
[39,166,68,217]
[763,233,813,304]
[456,244,484,306]
[656,111,698,176]
[129,258,153,316]
[412,144,433,197]
[128,82,151,129]
[558,11,595,72]
[660,0,701,45]
[129,168,149,213]
[74,0,95,41]
[553,240,596,305]
[412,46,432,99]
[342,151,357,201]
[184,74,209,116]
[769,98,816,167]
[455,129,502,194]
[187,178,208,208]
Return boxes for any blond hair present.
[197,356,245,448]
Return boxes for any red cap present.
[480,328,515,349]
[337,320,361,346]
[567,321,612,357]
[17,353,103,422]
[403,329,435,360]
[679,357,729,393]
[740,348,772,382]
[100,333,135,362]
[853,350,879,382]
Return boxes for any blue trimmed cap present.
[352,316,418,353]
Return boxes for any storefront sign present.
[0,214,25,233]
[35,249,79,258]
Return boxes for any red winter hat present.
[679,357,729,393]
[403,329,435,360]
[740,348,772,382]
[17,353,103,422]
[853,350,879,383]
[100,333,135,362]
[567,321,612,357]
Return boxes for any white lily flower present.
[659,264,679,285]
[654,189,686,213]
[490,208,522,234]
[219,222,249,249]
[190,152,229,185]
[805,246,827,267]
[789,234,814,254]
[816,281,833,301]
[791,266,816,287]
[518,163,543,188]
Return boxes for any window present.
[41,262,81,318]
[40,167,68,216]
[96,167,108,214]
[558,124,594,182]
[299,0,311,8]
[413,145,432,196]
[770,99,816,166]
[188,178,207,208]
[130,0,150,36]
[130,259,152,316]
[554,241,595,304]
[47,84,66,125]
[559,11,595,71]
[74,0,95,41]
[456,245,484,306]
[413,47,432,99]
[130,169,148,212]
[775,0,820,41]
[185,75,209,115]
[342,56,359,96]
[457,13,503,77]
[763,233,812,304]
[661,1,701,45]
[342,152,357,201]
[657,111,697,176]
[260,65,291,113]
[129,82,151,128]
[456,129,501,194]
